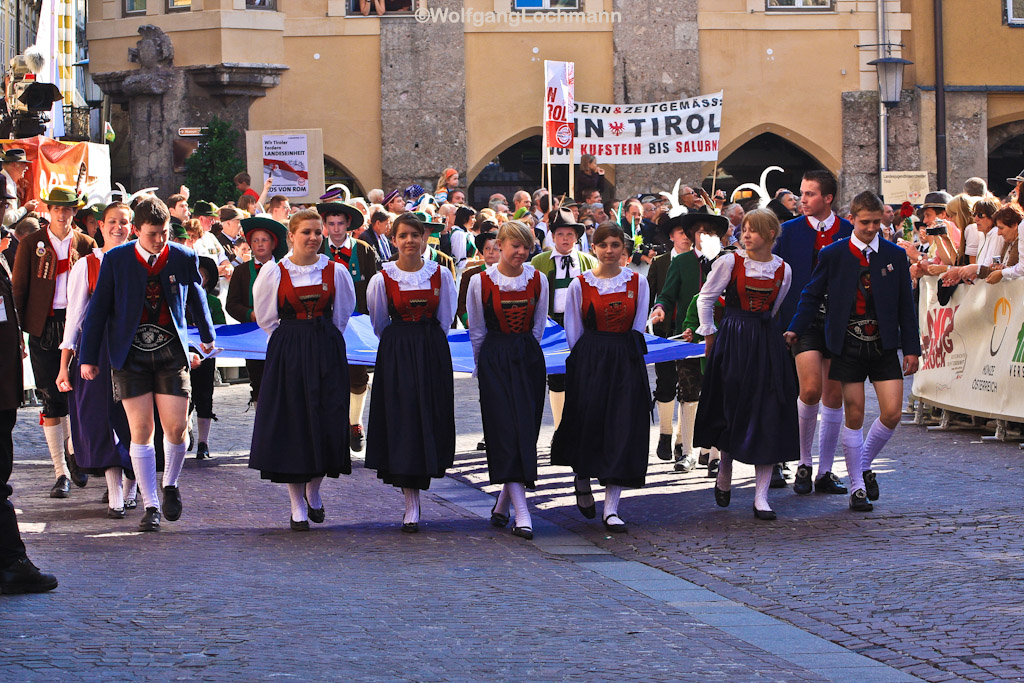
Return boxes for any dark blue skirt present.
[365,320,455,490]
[694,307,798,465]
[478,331,545,487]
[249,317,351,483]
[551,329,650,488]
[69,334,131,474]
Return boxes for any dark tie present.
[818,221,827,232]
[863,247,871,263]
[560,255,572,272]
[148,254,156,267]
[331,245,343,257]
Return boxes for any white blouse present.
[59,247,104,351]
[466,264,549,364]
[562,269,650,349]
[365,259,457,338]
[252,254,356,336]
[696,252,792,336]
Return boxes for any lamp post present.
[868,56,912,177]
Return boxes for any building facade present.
[85,0,1024,205]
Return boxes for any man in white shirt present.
[191,201,231,279]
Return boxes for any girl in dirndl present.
[249,209,356,531]
[694,208,797,521]
[551,222,651,534]
[56,202,136,518]
[466,221,549,541]
[365,213,457,533]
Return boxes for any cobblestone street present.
[1,373,1019,682]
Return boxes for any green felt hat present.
[241,216,289,261]
[44,185,83,208]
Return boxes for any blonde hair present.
[945,193,977,233]
[741,208,782,245]
[287,208,322,234]
[497,220,535,250]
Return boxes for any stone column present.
[840,89,921,208]
[611,0,700,198]
[379,0,466,194]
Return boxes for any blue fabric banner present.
[189,314,704,374]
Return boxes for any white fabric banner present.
[543,60,574,149]
[544,91,723,165]
[912,276,1024,421]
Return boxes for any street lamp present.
[868,56,913,107]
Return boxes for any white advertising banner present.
[543,60,575,149]
[544,91,723,165]
[912,276,1024,421]
[246,129,325,204]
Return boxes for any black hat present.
[917,191,952,220]
[548,207,585,238]
[474,231,497,253]
[316,202,365,232]
[241,216,289,261]
[674,211,730,241]
[197,256,220,295]
[192,200,218,218]
[1,148,27,164]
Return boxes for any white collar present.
[47,228,73,245]
[553,249,576,260]
[328,235,351,249]
[671,247,685,258]
[850,232,880,253]
[808,213,836,230]
[135,241,164,260]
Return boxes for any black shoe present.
[107,507,126,519]
[753,504,777,521]
[863,470,879,501]
[814,471,848,495]
[602,514,628,534]
[290,518,310,531]
[306,503,325,524]
[139,507,161,532]
[401,522,419,534]
[65,445,88,488]
[124,495,138,510]
[714,485,731,507]
[489,502,510,528]
[162,486,182,522]
[706,459,719,478]
[674,453,697,473]
[792,464,813,495]
[770,464,788,488]
[574,482,596,519]
[49,476,70,499]
[673,443,683,461]
[0,557,58,594]
[195,442,211,460]
[101,490,109,504]
[349,425,364,452]
[512,526,534,540]
[477,440,487,451]
[698,450,710,466]
[849,489,873,512]
[656,434,673,461]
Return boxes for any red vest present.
[725,252,785,313]
[808,216,841,266]
[277,261,336,320]
[86,254,101,296]
[134,246,173,326]
[479,269,542,334]
[383,267,441,322]
[578,270,639,333]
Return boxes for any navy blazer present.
[773,215,853,329]
[79,242,216,370]
[787,236,921,358]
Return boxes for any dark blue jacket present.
[80,242,215,370]
[773,215,853,329]
[787,236,921,358]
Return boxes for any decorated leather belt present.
[131,323,175,352]
[847,318,881,342]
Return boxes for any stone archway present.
[324,156,366,200]
[467,133,551,210]
[700,132,830,203]
[989,119,1024,197]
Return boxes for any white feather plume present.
[324,183,351,204]
[729,166,785,209]
[658,179,688,219]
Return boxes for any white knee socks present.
[657,401,674,435]
[43,424,68,479]
[162,439,186,489]
[677,401,698,453]
[754,464,773,511]
[603,485,624,525]
[549,391,565,429]
[507,483,531,529]
[105,467,124,510]
[197,418,212,445]
[716,452,733,491]
[494,484,511,516]
[861,419,896,472]
[797,399,818,468]
[818,405,844,476]
[349,390,368,427]
[402,488,421,524]
[287,483,307,522]
[124,475,138,505]
[842,427,865,492]
[305,476,324,510]
[129,442,160,511]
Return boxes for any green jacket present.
[655,251,704,336]
[680,292,720,371]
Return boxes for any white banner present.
[912,276,1024,421]
[262,134,310,197]
[543,60,574,149]
[544,91,723,165]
